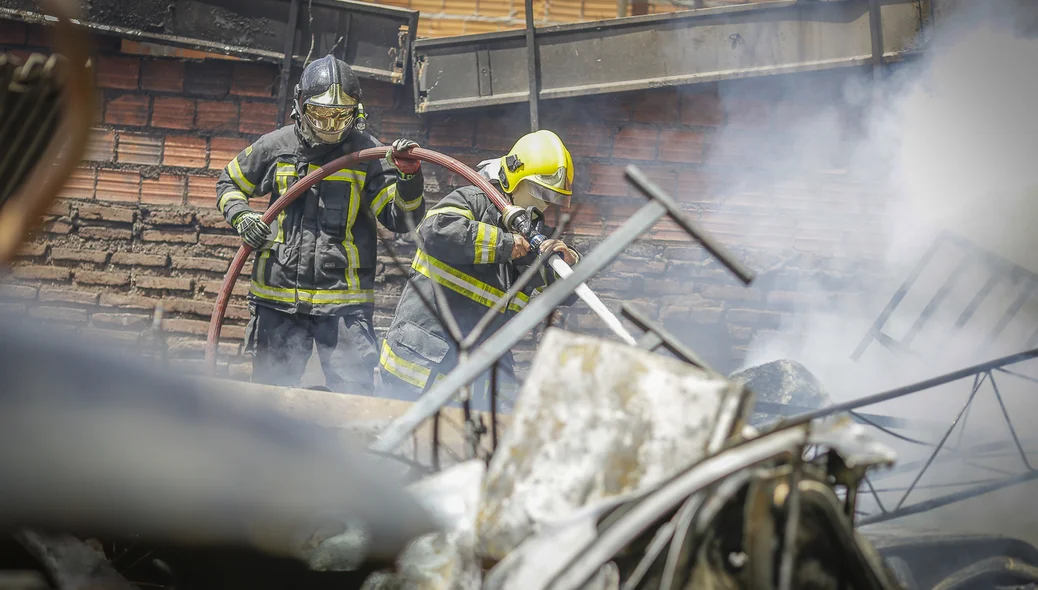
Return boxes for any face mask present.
[510,181,549,213]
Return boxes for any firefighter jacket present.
[379,167,580,392]
[216,125,425,316]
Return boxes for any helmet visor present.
[517,176,571,208]
[303,103,356,134]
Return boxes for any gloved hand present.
[232,211,271,249]
[386,138,421,179]
[540,238,578,265]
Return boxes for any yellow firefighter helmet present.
[498,129,574,209]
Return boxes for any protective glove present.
[232,211,271,249]
[386,139,421,179]
[540,238,578,265]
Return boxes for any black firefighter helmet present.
[292,54,366,146]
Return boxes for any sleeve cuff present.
[498,232,516,262]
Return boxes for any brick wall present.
[0,21,892,380]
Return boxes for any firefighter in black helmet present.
[215,54,425,394]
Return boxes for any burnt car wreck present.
[1,0,1038,588]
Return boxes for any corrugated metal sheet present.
[362,0,706,38]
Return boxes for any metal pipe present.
[782,347,1038,426]
[275,0,300,122]
[625,166,755,285]
[524,0,539,130]
[205,147,511,370]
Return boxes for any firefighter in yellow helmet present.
[377,130,580,404]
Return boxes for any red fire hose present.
[204,147,512,373]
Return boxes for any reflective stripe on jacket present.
[379,181,579,391]
[215,125,425,315]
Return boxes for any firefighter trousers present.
[247,305,378,395]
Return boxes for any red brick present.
[163,318,210,335]
[632,89,680,124]
[110,252,168,267]
[163,135,207,168]
[151,97,196,130]
[203,279,249,297]
[30,306,88,323]
[17,243,47,258]
[47,200,71,217]
[58,167,96,200]
[117,133,163,165]
[186,175,218,208]
[79,226,133,240]
[163,297,216,316]
[726,308,783,329]
[428,117,474,148]
[0,20,27,45]
[100,292,158,310]
[0,284,38,299]
[85,129,116,162]
[612,125,658,160]
[379,110,425,139]
[141,174,186,206]
[171,256,228,273]
[208,137,249,171]
[185,61,232,96]
[142,229,197,244]
[93,312,151,330]
[95,169,140,203]
[51,247,109,264]
[135,275,194,291]
[196,100,239,132]
[680,91,723,127]
[96,55,140,90]
[44,219,73,235]
[225,305,250,321]
[141,59,185,92]
[12,265,71,281]
[239,102,278,135]
[199,233,240,248]
[146,209,194,225]
[76,270,130,286]
[77,203,135,223]
[230,62,275,97]
[724,97,772,130]
[658,129,705,164]
[81,328,142,343]
[197,210,228,229]
[361,81,395,108]
[475,109,531,153]
[104,94,150,126]
[220,324,247,340]
[587,163,627,198]
[39,288,101,305]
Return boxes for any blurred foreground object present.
[0,317,437,588]
[0,0,94,266]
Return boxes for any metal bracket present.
[0,0,418,85]
[412,0,924,113]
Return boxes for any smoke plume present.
[703,0,1038,539]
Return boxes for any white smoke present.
[727,2,1038,396]
[702,1,1038,540]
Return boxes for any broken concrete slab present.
[477,328,749,561]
